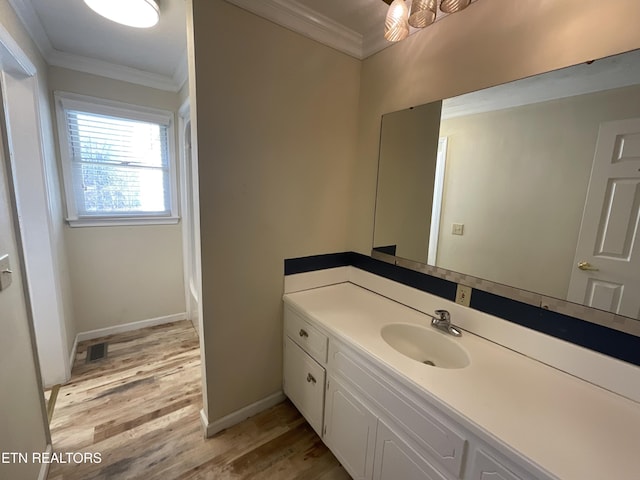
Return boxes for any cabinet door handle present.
[299,329,309,338]
[306,373,316,384]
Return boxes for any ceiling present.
[9,0,188,91]
[8,0,475,92]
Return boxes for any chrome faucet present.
[431,309,462,337]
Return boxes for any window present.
[55,92,178,226]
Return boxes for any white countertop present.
[284,282,640,480]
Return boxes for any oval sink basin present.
[380,323,470,369]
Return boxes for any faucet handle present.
[434,309,450,322]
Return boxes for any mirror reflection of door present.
[568,118,640,317]
[427,137,448,266]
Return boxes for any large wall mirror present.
[373,49,640,330]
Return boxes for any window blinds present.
[64,109,171,217]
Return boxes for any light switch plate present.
[0,254,12,291]
[452,223,464,235]
[455,284,471,307]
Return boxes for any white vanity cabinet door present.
[283,337,325,437]
[329,339,467,478]
[469,449,530,480]
[373,419,448,480]
[324,373,378,480]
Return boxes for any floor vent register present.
[86,342,108,363]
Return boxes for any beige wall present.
[374,102,442,262]
[191,0,361,421]
[0,0,50,476]
[349,0,640,258]
[48,67,186,332]
[188,0,640,428]
[437,85,640,299]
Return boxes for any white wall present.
[48,67,186,333]
[190,0,361,422]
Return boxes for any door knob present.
[578,261,599,271]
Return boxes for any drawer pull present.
[299,329,309,338]
[306,373,317,384]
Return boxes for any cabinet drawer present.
[283,337,326,437]
[330,341,466,479]
[284,305,328,363]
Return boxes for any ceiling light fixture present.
[383,0,474,43]
[84,0,160,29]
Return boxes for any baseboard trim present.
[76,313,187,342]
[200,391,286,438]
[37,444,52,480]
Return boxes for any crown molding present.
[48,50,181,92]
[8,0,182,92]
[224,0,365,59]
[8,0,54,59]
[362,27,391,59]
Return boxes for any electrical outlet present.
[455,284,471,307]
[452,223,464,235]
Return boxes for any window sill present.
[66,216,180,228]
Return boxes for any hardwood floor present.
[48,321,349,480]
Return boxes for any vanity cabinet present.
[282,305,327,436]
[324,370,448,480]
[283,300,544,480]
[468,448,528,480]
[326,338,466,480]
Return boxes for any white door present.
[0,80,50,478]
[567,118,640,318]
[1,69,71,386]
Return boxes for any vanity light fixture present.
[383,0,474,42]
[84,0,160,28]
[384,0,410,42]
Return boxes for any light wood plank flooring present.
[48,320,349,480]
